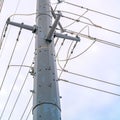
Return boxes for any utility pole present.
[33,0,61,119]
[6,0,80,119]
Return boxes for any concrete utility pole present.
[33,0,61,120]
[6,0,80,119]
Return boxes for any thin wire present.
[59,40,96,61]
[59,79,120,97]
[25,107,32,120]
[7,35,34,120]
[63,10,88,28]
[61,10,96,26]
[0,31,20,91]
[58,69,120,87]
[8,13,36,19]
[65,29,120,48]
[63,1,120,21]
[8,71,30,120]
[62,15,120,35]
[0,33,34,120]
[0,23,8,56]
[19,94,33,120]
[56,38,66,57]
[58,41,74,78]
[0,0,29,57]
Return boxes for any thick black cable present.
[59,79,120,97]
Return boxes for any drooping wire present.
[19,94,33,120]
[63,1,120,21]
[7,35,34,120]
[59,79,120,97]
[0,28,22,91]
[60,40,96,61]
[58,41,74,78]
[0,33,34,120]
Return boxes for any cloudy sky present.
[0,0,120,120]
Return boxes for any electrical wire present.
[8,13,36,19]
[8,71,30,120]
[7,35,34,120]
[59,79,120,97]
[61,10,95,26]
[19,94,33,120]
[63,10,88,28]
[62,14,120,35]
[25,107,32,120]
[0,23,8,56]
[63,1,120,21]
[59,40,96,61]
[58,69,120,87]
[56,38,66,57]
[58,41,74,78]
[65,29,120,48]
[0,33,34,120]
[0,28,21,91]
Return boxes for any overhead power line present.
[65,29,120,48]
[59,79,120,97]
[62,14,120,35]
[0,34,34,120]
[63,1,120,21]
[0,28,21,91]
[58,69,120,87]
[19,94,33,120]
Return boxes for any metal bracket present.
[51,7,64,32]
[54,32,80,42]
[6,18,37,33]
[46,13,61,42]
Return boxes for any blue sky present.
[0,0,120,120]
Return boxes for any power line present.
[63,1,120,21]
[19,94,33,120]
[58,69,120,87]
[65,29,120,48]
[62,10,88,28]
[7,34,34,119]
[0,28,21,91]
[0,34,34,120]
[62,14,120,35]
[59,40,96,61]
[8,71,30,120]
[59,79,120,97]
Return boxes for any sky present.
[0,0,120,120]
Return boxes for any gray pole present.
[33,0,61,120]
